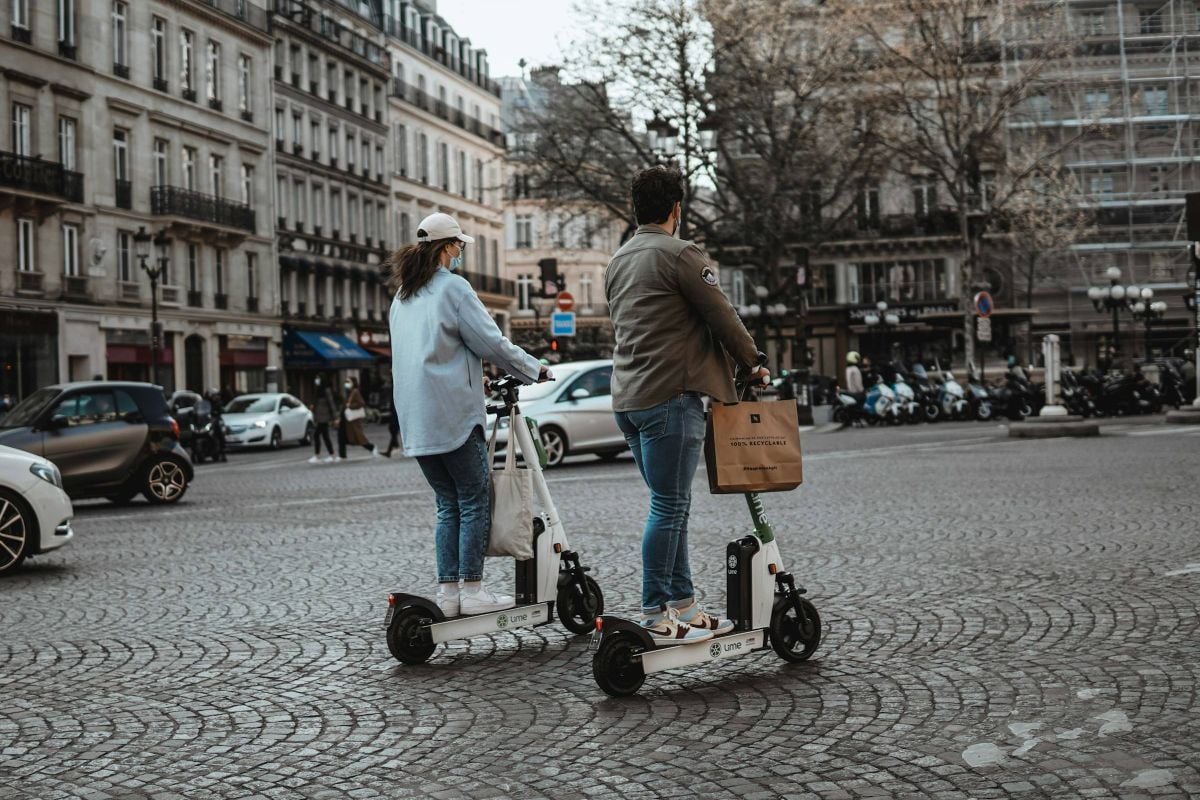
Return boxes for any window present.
[1089,169,1115,197]
[1140,7,1163,34]
[346,130,355,165]
[210,155,223,198]
[458,151,467,197]
[913,179,937,216]
[215,248,225,295]
[293,180,305,225]
[361,138,370,172]
[274,108,284,142]
[1148,164,1171,193]
[478,234,487,274]
[313,185,325,228]
[241,163,253,204]
[400,212,411,243]
[439,142,449,190]
[515,214,533,248]
[311,119,320,157]
[851,259,948,304]
[349,196,359,237]
[856,186,880,229]
[246,253,257,299]
[517,274,533,310]
[238,55,252,112]
[188,244,199,291]
[113,129,129,181]
[112,2,128,68]
[58,0,75,46]
[330,190,342,233]
[117,230,132,282]
[475,159,484,203]
[62,223,79,277]
[418,133,429,183]
[17,218,34,273]
[292,112,302,146]
[1085,89,1110,114]
[276,175,287,220]
[152,18,167,84]
[11,103,31,157]
[51,391,121,426]
[1080,10,1106,35]
[395,123,407,174]
[1143,86,1169,115]
[180,30,195,95]
[375,145,383,177]
[59,117,77,170]
[964,16,984,45]
[491,239,498,276]
[561,367,612,401]
[206,41,221,101]
[581,273,593,308]
[326,61,338,100]
[182,146,196,190]
[328,125,338,162]
[12,0,28,29]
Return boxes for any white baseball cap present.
[415,212,475,243]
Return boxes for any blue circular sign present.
[973,291,994,318]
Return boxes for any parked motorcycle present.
[864,378,898,425]
[937,371,969,421]
[832,388,865,426]
[1098,370,1161,416]
[910,364,943,423]
[1060,369,1097,417]
[965,371,994,421]
[1156,359,1189,409]
[890,372,921,424]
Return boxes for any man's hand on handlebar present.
[538,365,553,383]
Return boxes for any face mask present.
[344,382,352,391]
[314,378,321,386]
[450,253,464,270]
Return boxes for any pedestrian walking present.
[382,401,401,457]
[604,165,770,644]
[308,375,338,463]
[389,211,548,617]
[336,376,380,460]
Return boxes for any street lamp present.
[1129,288,1168,360]
[864,300,900,361]
[1087,265,1134,365]
[647,113,679,161]
[136,226,171,388]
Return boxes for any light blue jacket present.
[389,268,541,456]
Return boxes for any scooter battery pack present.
[726,536,760,631]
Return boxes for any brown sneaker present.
[641,607,715,646]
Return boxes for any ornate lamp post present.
[135,226,171,388]
[1129,290,1167,360]
[1087,266,1135,365]
[863,300,900,362]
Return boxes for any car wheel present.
[0,488,33,576]
[539,426,568,468]
[301,422,314,446]
[269,427,282,450]
[142,458,189,505]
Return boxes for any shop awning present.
[283,330,376,368]
[364,346,392,359]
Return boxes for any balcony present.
[11,25,31,44]
[333,305,343,318]
[114,63,130,79]
[118,281,141,304]
[214,293,228,310]
[315,304,325,318]
[151,185,256,233]
[16,271,43,294]
[154,77,169,92]
[188,290,203,307]
[160,285,181,305]
[183,88,197,102]
[463,270,516,298]
[291,73,301,88]
[240,109,253,123]
[115,179,132,209]
[274,65,283,80]
[62,275,89,300]
[296,301,306,316]
[0,151,84,203]
[246,296,259,313]
[58,41,76,59]
[293,143,304,156]
[209,98,223,112]
[202,0,269,32]
[310,80,319,95]
[327,90,338,103]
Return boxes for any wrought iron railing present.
[0,150,84,202]
[463,270,516,297]
[390,80,504,146]
[151,185,255,232]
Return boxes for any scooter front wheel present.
[593,631,646,697]
[556,575,604,635]
[386,605,437,664]
[769,598,822,663]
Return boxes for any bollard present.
[1039,334,1068,416]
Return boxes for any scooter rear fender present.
[597,615,655,649]
[386,593,446,623]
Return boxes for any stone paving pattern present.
[2,420,1198,799]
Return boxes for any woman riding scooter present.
[388,212,549,618]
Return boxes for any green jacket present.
[605,225,758,412]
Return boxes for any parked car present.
[0,444,74,576]
[491,360,626,468]
[0,381,193,505]
[222,393,314,449]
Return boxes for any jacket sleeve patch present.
[700,266,719,286]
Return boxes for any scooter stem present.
[744,492,776,544]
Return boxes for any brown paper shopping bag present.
[703,400,803,494]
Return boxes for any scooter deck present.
[427,602,552,644]
[638,628,767,673]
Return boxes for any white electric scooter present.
[589,361,821,696]
[384,375,604,665]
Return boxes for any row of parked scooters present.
[833,358,1194,426]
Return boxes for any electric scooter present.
[383,375,604,664]
[589,362,821,697]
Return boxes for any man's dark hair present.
[631,166,683,225]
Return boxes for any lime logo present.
[727,555,738,569]
[709,643,722,658]
[496,614,508,628]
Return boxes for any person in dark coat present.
[336,376,379,460]
[308,375,338,463]
[382,400,401,457]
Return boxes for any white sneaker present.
[460,584,516,615]
[307,455,321,464]
[370,446,382,458]
[641,607,715,646]
[436,585,460,618]
[332,456,344,463]
[321,455,334,463]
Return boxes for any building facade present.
[500,69,622,361]
[1,0,278,400]
[382,0,513,331]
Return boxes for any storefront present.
[1,309,58,402]
[219,335,270,394]
[282,328,376,403]
[357,328,392,408]
[105,329,176,392]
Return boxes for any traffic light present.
[550,339,558,352]
[538,258,563,297]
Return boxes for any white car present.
[491,359,627,467]
[0,444,74,576]
[222,393,314,449]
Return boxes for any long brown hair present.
[389,239,457,300]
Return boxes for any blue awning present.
[283,329,377,368]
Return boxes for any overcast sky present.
[435,0,578,78]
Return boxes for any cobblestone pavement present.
[2,419,1198,799]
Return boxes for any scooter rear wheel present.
[556,575,604,635]
[769,598,822,663]
[386,605,437,664]
[593,631,646,697]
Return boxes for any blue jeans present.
[415,426,490,583]
[615,393,706,612]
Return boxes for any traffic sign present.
[976,316,992,342]
[551,311,576,337]
[556,291,575,312]
[973,291,994,318]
